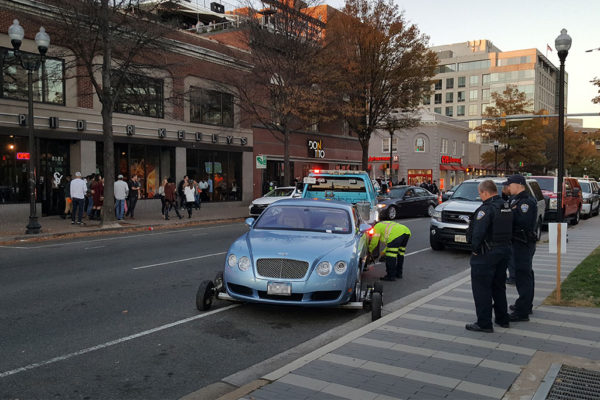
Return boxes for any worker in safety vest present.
[368,221,411,281]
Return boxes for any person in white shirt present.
[114,174,129,220]
[184,181,196,218]
[70,171,87,225]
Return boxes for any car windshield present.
[265,188,294,197]
[450,182,502,201]
[534,177,555,192]
[579,182,591,193]
[254,205,352,234]
[305,177,366,192]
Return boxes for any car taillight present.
[368,228,375,236]
[313,169,320,174]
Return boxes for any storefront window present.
[0,135,28,203]
[186,149,242,201]
[1,48,65,104]
[114,72,164,118]
[190,87,234,127]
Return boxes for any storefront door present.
[407,169,432,186]
[39,139,70,216]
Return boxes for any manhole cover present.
[534,363,600,400]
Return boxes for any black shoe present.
[506,278,516,285]
[465,323,493,333]
[71,221,75,224]
[396,274,403,279]
[508,312,529,322]
[495,320,510,328]
[509,305,533,315]
[380,276,396,281]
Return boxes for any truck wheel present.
[371,292,382,321]
[535,218,542,241]
[196,280,215,311]
[430,234,444,251]
[572,209,580,225]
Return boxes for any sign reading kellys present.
[307,139,325,159]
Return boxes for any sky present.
[328,0,600,128]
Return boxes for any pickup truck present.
[302,170,379,223]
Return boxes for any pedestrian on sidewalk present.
[62,175,72,219]
[184,181,196,218]
[114,174,129,221]
[504,175,537,321]
[178,175,188,209]
[207,175,213,201]
[126,175,141,219]
[158,178,167,218]
[193,179,201,209]
[465,180,512,333]
[367,221,411,281]
[164,178,182,220]
[199,177,209,202]
[70,172,87,225]
[91,175,104,220]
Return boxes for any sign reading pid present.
[308,139,325,159]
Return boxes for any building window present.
[445,92,453,103]
[434,93,442,104]
[415,137,426,152]
[445,106,453,117]
[469,120,480,129]
[469,75,479,86]
[1,48,65,105]
[434,79,442,90]
[462,142,465,156]
[441,138,448,154]
[186,149,243,201]
[114,73,164,118]
[482,88,490,101]
[446,78,454,89]
[190,87,234,127]
[469,89,478,101]
[457,91,465,102]
[468,104,478,116]
[481,103,490,113]
[452,140,457,155]
[434,107,442,114]
[457,59,491,71]
[423,94,431,105]
[342,119,349,136]
[457,105,465,116]
[458,76,466,88]
[434,64,456,74]
[482,74,490,85]
[497,55,532,66]
[382,137,398,152]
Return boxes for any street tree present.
[232,0,334,186]
[592,77,600,104]
[544,119,600,176]
[324,0,437,170]
[36,0,177,224]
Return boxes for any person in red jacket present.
[164,178,182,220]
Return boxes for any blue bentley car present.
[197,199,383,319]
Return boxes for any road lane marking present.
[132,251,227,270]
[0,304,239,379]
[405,248,431,257]
[84,246,105,250]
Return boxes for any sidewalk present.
[236,219,600,400]
[0,201,249,243]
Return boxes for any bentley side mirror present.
[245,217,255,227]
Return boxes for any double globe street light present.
[7,19,50,234]
[555,28,571,224]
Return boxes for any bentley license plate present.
[267,282,292,296]
[454,234,467,243]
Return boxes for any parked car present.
[577,178,600,218]
[302,170,379,223]
[530,176,583,224]
[248,186,302,217]
[441,185,459,202]
[376,185,438,219]
[429,177,546,250]
[195,199,384,320]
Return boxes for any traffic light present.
[500,112,507,127]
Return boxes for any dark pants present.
[512,241,536,316]
[126,196,138,217]
[507,247,516,280]
[186,201,194,217]
[470,247,510,329]
[160,196,166,215]
[164,200,181,219]
[384,234,410,278]
[71,198,84,223]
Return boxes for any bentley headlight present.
[238,256,250,271]
[334,261,347,274]
[549,198,558,210]
[316,261,331,276]
[228,254,237,268]
[430,209,442,221]
[376,204,386,209]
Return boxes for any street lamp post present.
[555,28,571,223]
[493,140,499,175]
[8,19,50,234]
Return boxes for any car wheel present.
[535,218,542,241]
[427,204,436,217]
[387,206,397,220]
[351,267,362,302]
[572,209,580,225]
[371,292,382,321]
[430,233,444,251]
[373,281,383,294]
[196,280,215,311]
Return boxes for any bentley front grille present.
[256,258,309,279]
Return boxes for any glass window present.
[446,78,454,89]
[445,92,453,103]
[434,79,442,90]
[415,137,426,152]
[462,142,465,156]
[482,88,490,101]
[434,93,442,104]
[445,106,453,117]
[114,73,164,118]
[457,59,491,71]
[457,91,465,102]
[469,89,478,101]
[482,74,490,85]
[434,64,456,74]
[186,149,242,201]
[433,107,442,114]
[469,75,479,86]
[0,135,29,203]
[190,87,234,127]
[457,105,465,116]
[458,76,466,88]
[497,55,532,66]
[255,205,351,234]
[468,104,478,116]
[452,140,457,155]
[441,138,448,153]
[481,103,490,113]
[1,48,65,104]
[382,137,398,152]
[423,94,431,105]
[265,188,295,197]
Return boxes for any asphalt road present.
[0,217,471,400]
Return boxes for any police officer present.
[504,174,537,321]
[368,221,411,281]
[501,185,516,285]
[465,180,512,333]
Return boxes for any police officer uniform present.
[466,193,513,332]
[368,221,411,281]
[505,176,538,321]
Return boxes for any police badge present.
[521,203,529,213]
[476,210,485,220]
